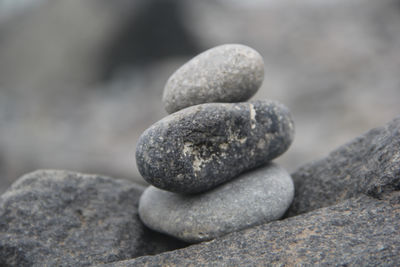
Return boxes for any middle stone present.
[136,100,294,194]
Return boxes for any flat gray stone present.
[162,44,264,114]
[136,100,294,194]
[103,192,400,267]
[0,170,186,267]
[139,163,294,243]
[286,115,400,217]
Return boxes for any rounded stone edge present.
[138,163,295,243]
[135,100,295,194]
[162,43,265,114]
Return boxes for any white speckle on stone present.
[183,142,193,156]
[238,137,247,144]
[219,143,229,150]
[227,132,247,145]
[192,155,203,173]
[249,103,257,129]
[182,141,213,174]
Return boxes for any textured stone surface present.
[103,115,400,266]
[136,100,294,194]
[103,192,400,266]
[139,163,294,243]
[0,170,186,267]
[162,44,264,113]
[286,115,400,217]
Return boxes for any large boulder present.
[104,192,400,266]
[0,170,185,266]
[104,116,400,266]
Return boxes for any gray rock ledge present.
[103,192,400,267]
[287,115,400,217]
[0,170,186,267]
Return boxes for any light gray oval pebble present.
[138,163,294,243]
[163,44,264,114]
[135,100,294,194]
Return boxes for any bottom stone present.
[139,163,294,243]
[109,191,400,267]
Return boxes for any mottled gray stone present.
[286,115,400,217]
[0,170,186,267]
[139,163,294,243]
[103,192,400,267]
[162,44,264,113]
[136,100,294,194]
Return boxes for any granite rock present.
[104,191,400,266]
[139,163,294,243]
[286,115,400,217]
[0,170,186,267]
[162,44,264,113]
[136,100,294,194]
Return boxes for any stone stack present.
[136,44,295,243]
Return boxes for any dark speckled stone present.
[0,170,186,267]
[102,192,400,267]
[135,100,294,194]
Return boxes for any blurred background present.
[0,0,399,194]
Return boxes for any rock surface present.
[0,170,186,267]
[104,115,400,266]
[136,100,294,194]
[162,44,264,114]
[287,115,400,217]
[104,192,400,267]
[139,163,294,243]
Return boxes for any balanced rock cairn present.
[136,44,295,243]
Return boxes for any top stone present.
[162,44,265,114]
